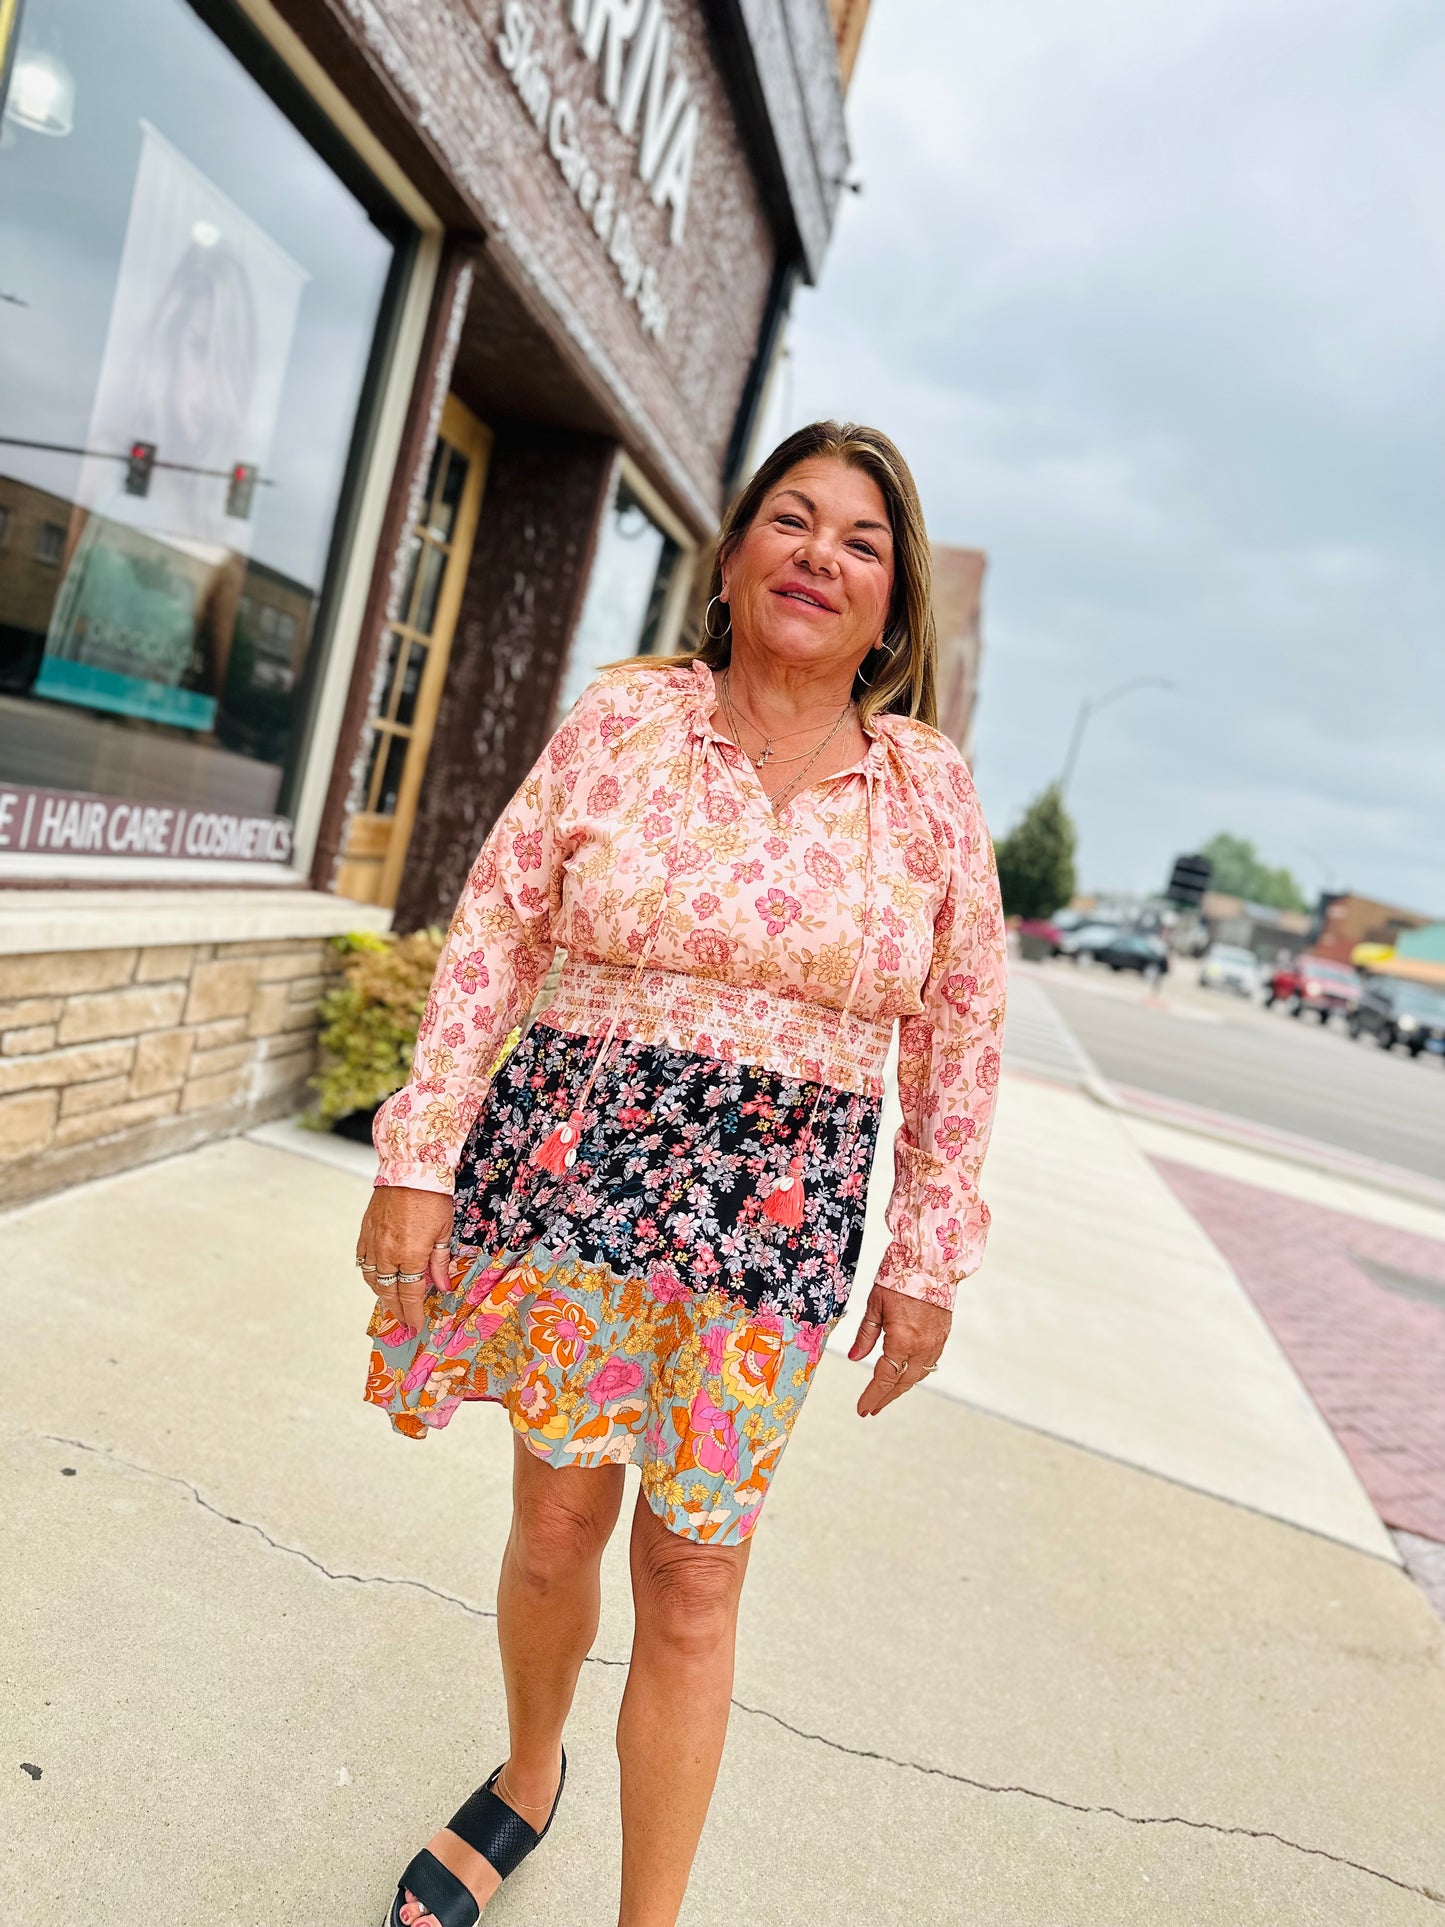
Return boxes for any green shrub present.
[308,928,526,1130]
[308,928,445,1128]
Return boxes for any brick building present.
[0,0,867,1202]
[1310,893,1434,968]
[931,544,986,759]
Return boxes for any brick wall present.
[393,423,615,932]
[0,937,342,1205]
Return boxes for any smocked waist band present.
[535,959,892,1097]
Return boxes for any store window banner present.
[36,122,308,734]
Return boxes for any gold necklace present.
[720,673,852,770]
[720,674,857,812]
[765,726,855,812]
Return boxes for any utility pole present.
[1059,677,1176,796]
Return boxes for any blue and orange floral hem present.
[365,1240,833,1547]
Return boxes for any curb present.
[1084,1072,1445,1213]
[1008,968,1445,1213]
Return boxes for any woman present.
[356,421,1007,1927]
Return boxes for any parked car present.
[1058,921,1123,963]
[1015,909,1095,958]
[1347,979,1445,1057]
[1197,944,1261,997]
[1265,954,1361,1024]
[1016,917,1066,958]
[1094,932,1171,979]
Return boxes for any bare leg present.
[616,1493,752,1927]
[402,1438,625,1924]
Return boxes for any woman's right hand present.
[356,1185,455,1335]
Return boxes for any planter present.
[331,1103,383,1144]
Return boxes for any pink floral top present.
[374,660,1007,1309]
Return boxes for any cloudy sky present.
[768,0,1444,911]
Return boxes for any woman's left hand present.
[848,1283,951,1418]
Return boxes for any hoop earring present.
[855,636,900,689]
[702,594,731,644]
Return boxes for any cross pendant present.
[754,743,773,767]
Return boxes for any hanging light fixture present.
[6,35,76,138]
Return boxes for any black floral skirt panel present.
[450,1019,882,1327]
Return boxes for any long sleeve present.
[370,682,609,1193]
[874,761,1008,1309]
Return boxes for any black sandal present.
[387,1749,567,1927]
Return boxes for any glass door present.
[337,395,491,906]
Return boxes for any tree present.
[995,784,1077,921]
[1199,833,1308,913]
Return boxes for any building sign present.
[0,783,293,863]
[496,0,703,339]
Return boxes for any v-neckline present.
[698,663,879,823]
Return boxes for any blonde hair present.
[625,421,937,730]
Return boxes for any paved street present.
[1028,958,1445,1183]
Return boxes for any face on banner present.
[35,122,308,733]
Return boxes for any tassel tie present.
[532,1109,586,1175]
[762,1153,806,1227]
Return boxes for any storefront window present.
[0,0,411,866]
[556,469,684,721]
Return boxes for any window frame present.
[614,453,698,661]
[0,0,443,885]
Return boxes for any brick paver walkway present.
[1154,1158,1445,1546]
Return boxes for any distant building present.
[931,544,986,758]
[1376,923,1445,990]
[1200,891,1312,962]
[1310,893,1435,966]
[0,473,75,696]
[829,0,876,91]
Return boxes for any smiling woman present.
[687,419,940,732]
[356,421,1006,1927]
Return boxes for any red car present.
[1264,954,1360,1023]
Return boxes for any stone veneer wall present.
[0,938,342,1206]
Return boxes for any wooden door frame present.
[375,393,492,909]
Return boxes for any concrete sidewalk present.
[4,1005,1445,1921]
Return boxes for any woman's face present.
[168,290,218,451]
[722,457,896,679]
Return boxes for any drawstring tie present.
[757,760,877,1227]
[531,732,705,1174]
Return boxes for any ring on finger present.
[396,1269,426,1284]
[883,1355,910,1375]
[432,1242,451,1252]
[375,1271,399,1286]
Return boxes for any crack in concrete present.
[39,1432,495,1624]
[728,1699,1445,1904]
[36,1431,1445,1906]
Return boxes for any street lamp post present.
[1058,677,1176,796]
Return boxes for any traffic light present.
[124,441,157,497]
[1166,853,1212,906]
[226,463,257,520]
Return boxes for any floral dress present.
[364,660,1007,1545]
